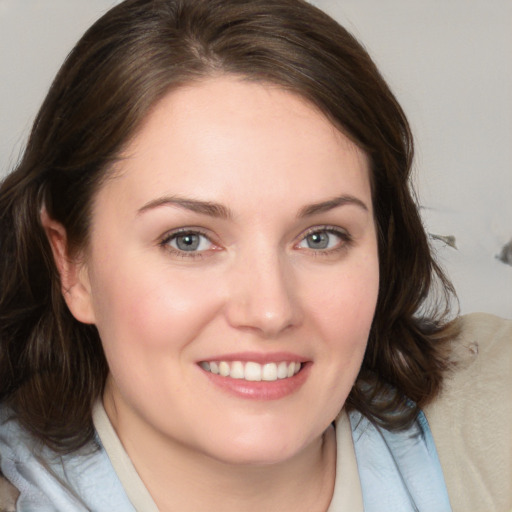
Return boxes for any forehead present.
[102,76,372,216]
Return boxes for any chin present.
[197,427,318,467]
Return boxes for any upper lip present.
[197,351,308,364]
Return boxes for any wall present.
[1,0,510,318]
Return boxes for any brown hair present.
[0,0,457,453]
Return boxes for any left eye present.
[297,229,344,250]
[165,231,213,252]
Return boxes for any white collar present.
[93,401,362,512]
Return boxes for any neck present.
[103,394,336,512]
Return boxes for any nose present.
[224,250,302,338]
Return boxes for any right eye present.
[160,229,215,256]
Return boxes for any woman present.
[0,0,510,510]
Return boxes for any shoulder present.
[424,313,512,512]
[0,405,134,511]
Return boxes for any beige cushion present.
[0,471,18,512]
[425,313,512,512]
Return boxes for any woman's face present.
[77,76,379,465]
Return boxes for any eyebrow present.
[137,194,368,219]
[297,195,369,217]
[137,196,233,219]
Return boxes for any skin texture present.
[46,77,379,511]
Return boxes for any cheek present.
[302,250,379,406]
[88,259,223,354]
[296,256,378,428]
[307,255,379,337]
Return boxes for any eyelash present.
[158,225,353,259]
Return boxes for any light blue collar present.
[349,410,452,512]
[0,406,451,511]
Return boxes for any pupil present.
[177,234,200,251]
[308,232,328,249]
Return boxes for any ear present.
[40,208,96,324]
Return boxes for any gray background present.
[1,0,511,318]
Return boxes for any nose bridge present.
[225,242,301,336]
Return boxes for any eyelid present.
[159,226,211,243]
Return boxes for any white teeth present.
[262,363,277,381]
[245,362,262,381]
[219,361,230,377]
[231,361,244,379]
[201,360,301,381]
[277,362,288,379]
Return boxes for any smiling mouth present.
[199,361,302,382]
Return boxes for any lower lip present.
[200,363,311,400]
